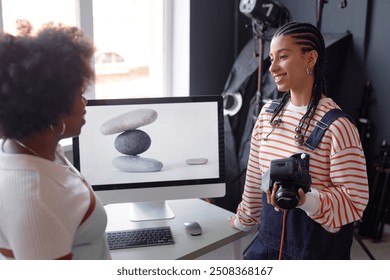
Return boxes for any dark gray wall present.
[189,0,238,96]
[364,0,390,166]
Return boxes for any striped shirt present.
[234,97,369,232]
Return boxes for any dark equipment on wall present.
[346,80,376,260]
[239,0,289,27]
[213,1,290,212]
[357,80,373,152]
[238,0,291,116]
[223,0,290,118]
[359,140,390,243]
[316,0,348,31]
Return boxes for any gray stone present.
[185,158,208,165]
[112,155,163,172]
[114,130,151,155]
[101,108,158,135]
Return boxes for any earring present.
[50,120,66,136]
[306,68,312,75]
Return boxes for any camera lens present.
[275,187,299,209]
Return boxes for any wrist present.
[297,188,320,215]
[233,217,253,232]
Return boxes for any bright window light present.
[1,0,76,34]
[92,0,164,99]
[1,0,166,100]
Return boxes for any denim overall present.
[244,193,354,259]
[244,102,355,260]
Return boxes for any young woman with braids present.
[0,23,111,259]
[229,22,369,259]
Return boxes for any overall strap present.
[304,108,354,151]
[265,97,283,114]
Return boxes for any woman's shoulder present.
[259,97,284,116]
[316,97,353,121]
[315,97,357,137]
[317,97,340,111]
[262,98,277,110]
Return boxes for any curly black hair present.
[0,22,95,139]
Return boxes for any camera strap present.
[266,99,355,151]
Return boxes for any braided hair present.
[269,22,327,143]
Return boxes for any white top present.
[0,141,110,259]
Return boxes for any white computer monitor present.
[73,95,226,221]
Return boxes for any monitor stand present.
[129,201,175,222]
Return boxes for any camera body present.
[269,153,312,209]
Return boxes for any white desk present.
[105,199,256,260]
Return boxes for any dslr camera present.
[269,153,312,209]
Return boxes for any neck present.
[289,88,313,106]
[289,78,315,106]
[6,134,58,161]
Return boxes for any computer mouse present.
[184,222,202,236]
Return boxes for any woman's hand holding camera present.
[267,182,306,211]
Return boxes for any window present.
[1,0,76,34]
[92,0,164,99]
[0,0,189,99]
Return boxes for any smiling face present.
[269,35,318,104]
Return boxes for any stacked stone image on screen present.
[100,108,163,172]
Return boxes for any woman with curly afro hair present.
[0,22,111,260]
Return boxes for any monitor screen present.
[73,95,225,221]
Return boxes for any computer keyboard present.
[106,226,175,250]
